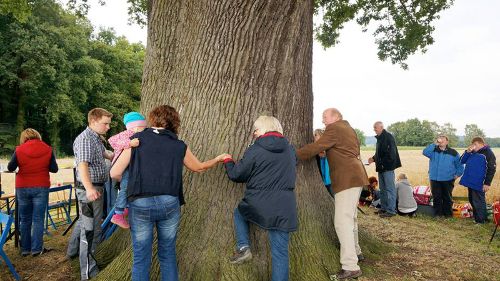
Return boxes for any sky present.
[66,0,500,137]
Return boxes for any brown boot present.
[334,269,362,279]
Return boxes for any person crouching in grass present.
[395,173,418,217]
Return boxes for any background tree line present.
[354,120,499,148]
[385,118,496,147]
[0,0,144,156]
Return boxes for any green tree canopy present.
[0,0,144,155]
[354,128,366,146]
[437,122,459,147]
[464,123,486,146]
[388,118,437,146]
[43,0,454,70]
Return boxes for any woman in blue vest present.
[222,116,297,281]
[110,105,228,281]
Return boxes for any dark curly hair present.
[147,105,180,134]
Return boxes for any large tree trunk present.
[95,1,380,280]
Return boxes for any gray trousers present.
[67,186,104,280]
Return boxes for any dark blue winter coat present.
[459,146,497,191]
[224,132,298,232]
[422,144,464,181]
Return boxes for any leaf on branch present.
[314,0,454,69]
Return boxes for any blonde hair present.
[397,173,408,181]
[20,128,42,144]
[253,116,283,134]
[314,129,324,138]
[438,135,449,141]
[88,108,113,123]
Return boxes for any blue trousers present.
[234,208,290,281]
[129,195,180,281]
[17,187,49,254]
[378,171,397,214]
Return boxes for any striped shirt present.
[73,127,107,183]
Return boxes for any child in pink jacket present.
[108,112,147,228]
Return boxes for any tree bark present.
[95,1,380,280]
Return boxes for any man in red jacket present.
[67,108,114,281]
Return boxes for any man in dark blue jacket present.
[423,135,464,217]
[459,137,497,223]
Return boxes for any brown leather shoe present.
[334,269,362,279]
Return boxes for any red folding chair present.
[489,201,500,246]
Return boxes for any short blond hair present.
[397,173,408,181]
[253,116,283,134]
[314,129,324,138]
[438,134,449,141]
[88,108,113,123]
[20,128,42,144]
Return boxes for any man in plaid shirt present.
[67,108,114,280]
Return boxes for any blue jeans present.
[129,195,180,281]
[234,208,290,281]
[378,171,397,214]
[114,169,129,213]
[468,188,487,223]
[17,187,49,254]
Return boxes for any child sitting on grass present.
[108,112,147,228]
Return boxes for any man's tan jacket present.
[297,120,369,193]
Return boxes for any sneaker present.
[21,251,30,257]
[32,247,53,257]
[357,254,365,262]
[333,269,362,279]
[374,209,385,215]
[111,213,130,229]
[229,246,252,264]
[379,212,396,218]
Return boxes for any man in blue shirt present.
[423,135,464,217]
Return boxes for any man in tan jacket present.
[296,108,369,280]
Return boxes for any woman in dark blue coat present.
[223,116,297,281]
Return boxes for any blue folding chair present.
[46,184,73,232]
[0,212,21,280]
[101,206,117,241]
